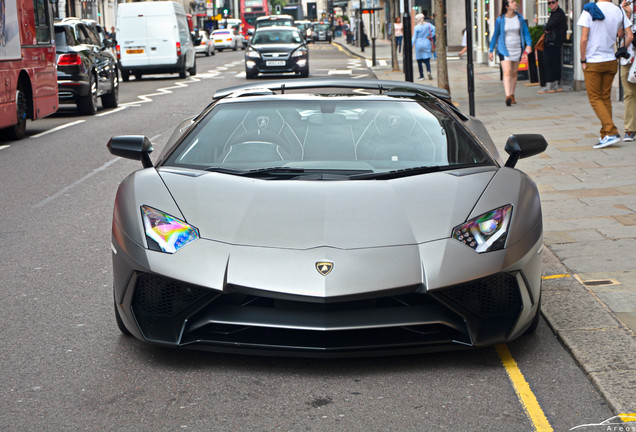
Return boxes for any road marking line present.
[0,145,10,151]
[30,120,86,138]
[33,158,120,209]
[541,274,571,280]
[495,344,554,432]
[97,106,127,116]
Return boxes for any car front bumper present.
[112,220,543,357]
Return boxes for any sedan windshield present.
[163,98,494,178]
[252,29,302,44]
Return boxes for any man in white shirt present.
[619,0,635,142]
[578,0,634,148]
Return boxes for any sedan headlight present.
[247,48,261,58]
[291,49,307,58]
[141,205,199,253]
[452,205,512,253]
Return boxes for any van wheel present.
[5,86,28,140]
[134,72,142,80]
[78,73,98,115]
[188,59,197,76]
[179,64,187,79]
[121,70,130,82]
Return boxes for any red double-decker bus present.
[1,0,57,139]
[240,0,270,30]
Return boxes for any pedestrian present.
[458,28,468,58]
[488,0,532,106]
[423,10,437,59]
[578,0,634,148]
[538,0,567,94]
[394,16,403,54]
[619,0,636,142]
[412,13,435,80]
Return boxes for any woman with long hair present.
[488,0,532,106]
[412,13,435,80]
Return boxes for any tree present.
[389,0,399,71]
[434,0,449,93]
[270,0,287,13]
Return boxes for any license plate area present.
[126,48,144,54]
[266,60,286,66]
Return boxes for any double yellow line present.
[493,273,572,431]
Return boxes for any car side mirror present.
[107,135,154,168]
[504,134,548,168]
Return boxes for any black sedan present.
[245,26,309,79]
[54,18,119,115]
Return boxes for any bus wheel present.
[6,87,28,140]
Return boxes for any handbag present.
[628,59,636,84]
[535,34,545,51]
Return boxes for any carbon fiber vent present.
[436,274,521,319]
[133,274,210,317]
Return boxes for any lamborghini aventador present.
[108,78,547,357]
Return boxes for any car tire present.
[101,73,119,109]
[232,41,238,51]
[245,67,257,79]
[77,73,98,115]
[211,48,216,55]
[524,296,542,335]
[179,63,187,79]
[300,66,309,78]
[114,300,132,336]
[121,70,130,82]
[189,58,197,76]
[5,85,28,140]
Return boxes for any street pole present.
[402,0,412,82]
[360,0,365,53]
[371,10,376,66]
[465,0,475,116]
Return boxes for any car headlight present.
[452,205,512,253]
[247,48,261,58]
[141,205,199,253]
[291,49,306,58]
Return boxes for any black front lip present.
[120,271,524,357]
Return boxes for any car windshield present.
[314,24,330,31]
[163,98,494,178]
[252,29,302,44]
[257,19,293,28]
[213,30,230,35]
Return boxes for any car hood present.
[158,168,497,249]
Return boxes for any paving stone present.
[557,328,636,373]
[542,290,620,330]
[588,370,636,414]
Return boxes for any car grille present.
[129,273,523,354]
[432,273,522,319]
[261,52,290,60]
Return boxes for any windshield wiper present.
[349,163,489,180]
[204,166,305,177]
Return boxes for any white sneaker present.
[593,135,621,149]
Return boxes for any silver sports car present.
[108,79,547,357]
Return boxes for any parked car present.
[108,78,547,357]
[312,23,332,43]
[193,30,215,56]
[54,18,119,114]
[254,14,294,29]
[211,28,244,51]
[245,26,308,78]
[116,1,196,81]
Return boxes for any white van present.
[116,1,196,81]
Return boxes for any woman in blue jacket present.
[488,0,532,106]
[412,13,435,80]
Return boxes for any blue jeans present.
[417,58,431,78]
[396,36,403,53]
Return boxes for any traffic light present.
[222,8,229,17]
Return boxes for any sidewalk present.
[333,36,636,414]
